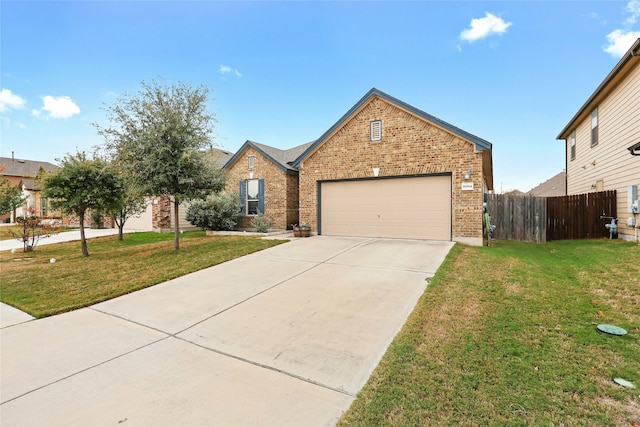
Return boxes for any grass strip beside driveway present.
[0,231,286,318]
[338,239,640,426]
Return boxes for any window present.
[246,179,259,215]
[591,108,598,147]
[248,156,256,169]
[370,120,382,141]
[239,178,264,216]
[570,131,576,160]
[40,197,47,217]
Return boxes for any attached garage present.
[319,175,452,240]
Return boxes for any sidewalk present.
[0,228,128,252]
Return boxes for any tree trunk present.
[79,210,89,257]
[118,224,124,241]
[173,200,180,250]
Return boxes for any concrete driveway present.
[0,236,453,426]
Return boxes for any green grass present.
[338,239,640,426]
[0,231,286,318]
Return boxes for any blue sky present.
[1,1,639,192]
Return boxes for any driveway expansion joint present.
[175,335,356,398]
[0,336,170,406]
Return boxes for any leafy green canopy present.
[43,152,124,256]
[95,80,225,249]
[0,178,25,216]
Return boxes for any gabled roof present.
[292,88,492,168]
[557,38,640,140]
[0,157,59,178]
[20,178,39,191]
[527,172,566,197]
[206,148,234,168]
[223,140,314,173]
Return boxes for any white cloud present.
[0,88,26,112]
[603,29,640,57]
[219,65,242,77]
[625,0,640,25]
[603,1,640,57]
[39,95,80,119]
[459,12,513,43]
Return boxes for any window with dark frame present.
[370,120,382,141]
[41,197,47,217]
[570,131,576,160]
[246,179,259,215]
[591,108,598,147]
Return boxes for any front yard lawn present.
[0,231,286,318]
[338,239,639,426]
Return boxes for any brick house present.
[0,156,60,222]
[556,38,640,241]
[223,141,312,230]
[225,88,494,245]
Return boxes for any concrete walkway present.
[0,227,127,252]
[0,236,454,426]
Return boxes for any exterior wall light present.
[373,168,380,177]
[463,171,471,180]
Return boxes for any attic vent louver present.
[370,120,382,141]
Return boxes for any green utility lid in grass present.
[596,324,628,336]
[613,378,636,389]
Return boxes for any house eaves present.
[222,140,310,173]
[292,88,493,169]
[557,38,640,141]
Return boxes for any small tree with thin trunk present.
[95,80,224,249]
[42,152,124,257]
[0,178,26,218]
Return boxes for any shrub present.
[251,212,270,233]
[186,192,242,231]
[91,211,104,229]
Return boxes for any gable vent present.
[370,120,382,141]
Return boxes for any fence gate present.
[546,190,617,241]
[486,194,546,243]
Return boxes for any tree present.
[96,80,224,250]
[0,178,25,217]
[103,162,147,241]
[43,152,124,257]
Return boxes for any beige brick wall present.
[225,147,299,230]
[298,96,485,242]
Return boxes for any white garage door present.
[320,175,451,240]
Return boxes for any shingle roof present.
[0,157,59,178]
[206,148,234,168]
[223,140,315,172]
[527,172,566,197]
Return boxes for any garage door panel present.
[320,176,451,240]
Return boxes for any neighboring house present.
[557,38,640,241]
[0,156,60,222]
[124,148,234,232]
[528,172,566,197]
[223,140,313,230]
[225,88,494,245]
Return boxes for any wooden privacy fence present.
[486,193,546,242]
[485,190,617,243]
[546,190,617,241]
